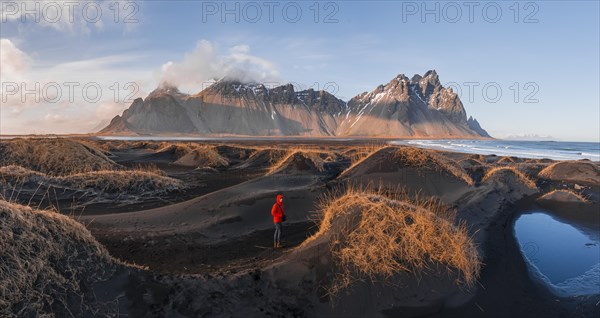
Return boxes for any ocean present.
[390,139,600,161]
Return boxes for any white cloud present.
[0,38,153,134]
[95,101,129,119]
[158,40,280,91]
[0,38,30,82]
[230,44,250,54]
[1,0,139,35]
[0,38,280,134]
[43,112,67,123]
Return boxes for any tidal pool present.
[514,212,600,296]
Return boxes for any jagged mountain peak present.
[358,71,443,103]
[410,69,440,88]
[467,116,491,137]
[350,74,414,106]
[198,78,269,98]
[100,70,489,138]
[423,69,438,78]
[148,83,187,99]
[417,70,441,90]
[391,74,410,83]
[410,74,422,84]
[213,77,261,87]
[338,70,478,136]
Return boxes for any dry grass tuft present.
[343,144,386,165]
[261,148,289,165]
[497,156,516,164]
[156,142,192,157]
[0,199,121,316]
[482,166,537,189]
[305,183,481,296]
[339,145,386,175]
[538,189,589,203]
[0,165,45,180]
[130,163,169,176]
[157,143,229,168]
[469,154,487,162]
[99,140,160,151]
[266,149,327,175]
[0,165,183,204]
[393,147,474,185]
[230,148,288,171]
[458,158,486,168]
[538,161,600,185]
[0,138,118,175]
[60,170,182,194]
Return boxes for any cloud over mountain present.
[158,40,280,91]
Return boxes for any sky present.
[1,0,599,141]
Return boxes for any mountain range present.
[99,70,490,138]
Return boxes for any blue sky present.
[1,0,598,141]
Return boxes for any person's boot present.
[274,242,278,248]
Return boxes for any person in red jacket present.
[271,193,285,248]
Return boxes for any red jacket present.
[271,194,284,223]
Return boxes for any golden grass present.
[339,145,386,176]
[304,184,481,296]
[538,161,599,179]
[538,189,589,203]
[537,162,561,179]
[0,165,183,197]
[156,142,191,157]
[339,146,474,186]
[99,140,160,151]
[482,166,537,189]
[497,156,516,164]
[0,199,120,316]
[130,163,169,176]
[0,165,45,179]
[343,143,386,165]
[0,138,117,175]
[60,170,182,193]
[469,154,487,162]
[157,142,229,167]
[392,147,474,185]
[457,158,486,167]
[266,149,327,175]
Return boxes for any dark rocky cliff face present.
[467,116,491,137]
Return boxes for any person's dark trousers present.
[274,222,282,246]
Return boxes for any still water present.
[514,212,600,296]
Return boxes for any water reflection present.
[515,212,600,296]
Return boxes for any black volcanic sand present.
[6,138,599,317]
[98,221,316,275]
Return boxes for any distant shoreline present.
[2,134,598,161]
[0,133,492,140]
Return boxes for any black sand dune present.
[266,150,346,177]
[83,174,323,243]
[0,138,117,175]
[1,139,599,317]
[231,148,288,170]
[340,147,473,203]
[539,160,600,186]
